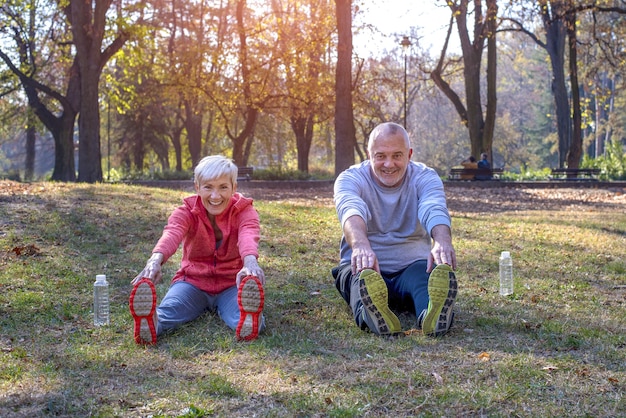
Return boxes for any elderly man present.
[332,122,457,337]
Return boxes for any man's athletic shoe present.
[129,278,158,345]
[236,276,264,341]
[359,269,401,335]
[422,264,457,337]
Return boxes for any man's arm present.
[428,224,457,272]
[343,215,380,274]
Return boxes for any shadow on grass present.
[1,181,624,417]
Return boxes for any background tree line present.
[0,0,625,183]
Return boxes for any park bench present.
[550,168,600,181]
[448,167,503,181]
[237,166,254,181]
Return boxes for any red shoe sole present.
[129,278,157,345]
[236,276,264,341]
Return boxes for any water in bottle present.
[93,274,110,326]
[499,251,513,296]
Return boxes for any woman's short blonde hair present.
[194,155,238,186]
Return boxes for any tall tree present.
[565,6,582,169]
[64,0,130,182]
[1,0,134,182]
[0,1,78,181]
[275,0,334,173]
[577,3,626,158]
[334,0,356,175]
[502,0,626,168]
[429,0,499,160]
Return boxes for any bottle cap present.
[95,274,107,282]
[501,251,510,258]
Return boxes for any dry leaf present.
[521,319,541,329]
[576,368,590,377]
[11,244,40,257]
[431,372,444,385]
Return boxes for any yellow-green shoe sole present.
[359,269,401,335]
[422,264,457,337]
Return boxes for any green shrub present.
[152,169,194,181]
[582,139,626,180]
[252,167,333,181]
[500,167,551,181]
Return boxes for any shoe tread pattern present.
[423,265,457,337]
[359,270,401,335]
[236,276,264,341]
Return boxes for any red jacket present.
[153,193,260,294]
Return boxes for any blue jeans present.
[155,281,265,336]
[333,260,430,329]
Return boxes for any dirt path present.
[1,180,624,214]
[236,182,625,214]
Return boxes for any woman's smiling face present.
[195,174,236,217]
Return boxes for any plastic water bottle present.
[499,251,513,296]
[93,274,110,326]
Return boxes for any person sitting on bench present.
[460,156,477,180]
[476,153,492,180]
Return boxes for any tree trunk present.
[25,72,78,182]
[229,0,258,168]
[231,109,259,166]
[334,0,356,176]
[432,0,497,160]
[171,126,184,172]
[77,70,103,182]
[483,0,498,161]
[184,102,203,168]
[0,45,78,182]
[542,1,571,168]
[25,117,36,181]
[566,10,582,169]
[292,114,315,173]
[69,0,129,183]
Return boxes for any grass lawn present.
[0,181,624,417]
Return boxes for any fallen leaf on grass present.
[431,372,444,385]
[11,244,40,257]
[576,368,590,377]
[521,319,542,329]
[478,352,491,362]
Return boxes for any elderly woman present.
[129,155,265,344]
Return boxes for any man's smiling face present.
[368,130,413,188]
